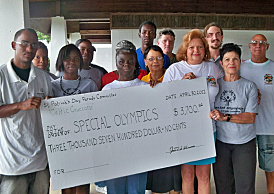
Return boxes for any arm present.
[0,97,41,118]
[209,109,256,124]
[257,89,261,105]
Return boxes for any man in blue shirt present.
[137,21,170,70]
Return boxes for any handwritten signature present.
[166,145,203,154]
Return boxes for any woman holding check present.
[102,41,147,194]
[142,45,182,194]
[163,29,223,194]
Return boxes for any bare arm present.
[0,97,41,118]
[209,109,256,124]
[257,89,261,105]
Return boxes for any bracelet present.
[226,114,231,122]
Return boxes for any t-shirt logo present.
[264,74,273,85]
[220,90,236,106]
[63,88,82,96]
[36,88,45,99]
[207,76,217,87]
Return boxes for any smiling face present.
[186,38,205,65]
[78,41,94,65]
[12,30,38,68]
[145,49,164,72]
[205,26,223,50]
[116,51,136,81]
[138,24,156,47]
[220,51,240,76]
[157,34,175,55]
[63,50,81,76]
[32,48,48,70]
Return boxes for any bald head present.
[249,34,269,63]
[252,34,268,42]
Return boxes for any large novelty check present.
[40,77,215,190]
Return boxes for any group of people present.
[0,20,273,194]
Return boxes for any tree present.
[35,30,50,43]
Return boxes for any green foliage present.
[35,30,51,43]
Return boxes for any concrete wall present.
[0,0,30,65]
[92,44,112,72]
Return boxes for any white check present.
[40,77,215,190]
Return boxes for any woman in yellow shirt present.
[143,45,181,194]
[142,45,166,88]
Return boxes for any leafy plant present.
[35,30,50,43]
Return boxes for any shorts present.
[184,131,216,165]
[0,167,50,194]
[257,135,274,172]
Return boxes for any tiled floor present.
[50,160,267,194]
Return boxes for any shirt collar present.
[7,59,37,83]
[148,69,166,82]
[209,55,220,63]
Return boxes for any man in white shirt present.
[240,34,274,194]
[0,28,53,194]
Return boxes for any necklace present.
[60,76,81,95]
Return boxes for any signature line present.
[65,164,109,173]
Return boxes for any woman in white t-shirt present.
[51,44,98,194]
[52,44,98,98]
[102,41,147,194]
[163,29,223,194]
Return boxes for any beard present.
[210,40,222,49]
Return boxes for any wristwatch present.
[226,114,231,122]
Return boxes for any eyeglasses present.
[14,41,39,49]
[250,40,268,46]
[148,56,163,61]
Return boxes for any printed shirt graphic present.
[214,77,258,144]
[240,59,274,135]
[207,76,218,87]
[264,74,273,85]
[219,90,236,106]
